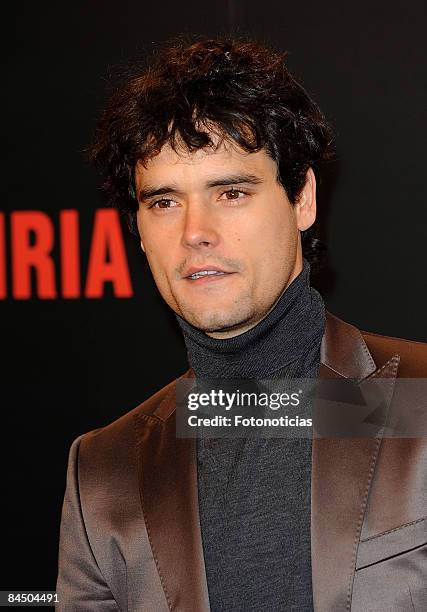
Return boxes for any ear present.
[295,168,317,231]
[140,238,146,253]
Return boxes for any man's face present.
[135,138,315,338]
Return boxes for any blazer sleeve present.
[56,435,120,611]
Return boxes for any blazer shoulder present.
[360,327,427,377]
[77,372,187,464]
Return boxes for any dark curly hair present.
[90,35,334,266]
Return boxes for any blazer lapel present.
[136,378,210,612]
[311,312,400,612]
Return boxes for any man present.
[56,37,427,611]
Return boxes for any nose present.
[181,201,221,250]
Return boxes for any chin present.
[181,306,256,334]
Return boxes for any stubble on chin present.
[176,292,261,334]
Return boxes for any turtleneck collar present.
[175,258,325,379]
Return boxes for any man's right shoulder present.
[74,370,191,461]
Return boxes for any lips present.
[183,265,232,279]
[188,270,227,280]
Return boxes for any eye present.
[219,188,247,202]
[148,198,178,210]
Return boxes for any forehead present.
[134,139,277,185]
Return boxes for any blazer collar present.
[320,310,378,380]
[136,311,400,612]
[313,312,400,611]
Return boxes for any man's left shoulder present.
[360,326,427,377]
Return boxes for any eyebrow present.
[137,173,263,202]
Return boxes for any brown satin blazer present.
[56,311,427,612]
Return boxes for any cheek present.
[144,248,179,308]
[242,205,296,258]
[140,216,178,264]
[249,210,298,284]
[143,241,169,286]
[144,237,183,301]
[139,221,168,269]
[146,249,169,282]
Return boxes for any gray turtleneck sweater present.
[176,260,325,612]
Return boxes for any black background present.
[2,0,426,591]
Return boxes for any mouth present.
[183,269,234,284]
